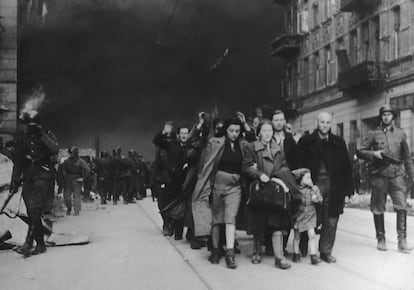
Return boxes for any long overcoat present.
[192,136,248,237]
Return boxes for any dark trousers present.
[22,177,52,245]
[318,203,339,255]
[112,177,122,201]
[98,178,111,201]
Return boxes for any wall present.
[0,0,18,136]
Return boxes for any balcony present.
[338,61,388,91]
[272,34,301,59]
[340,0,378,12]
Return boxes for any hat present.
[379,105,396,118]
[291,168,311,182]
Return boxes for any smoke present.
[19,86,47,118]
[19,0,285,158]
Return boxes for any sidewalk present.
[1,193,413,290]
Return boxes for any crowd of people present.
[57,146,151,216]
[150,105,414,270]
[5,104,414,264]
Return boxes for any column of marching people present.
[150,107,414,270]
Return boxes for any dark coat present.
[243,140,301,235]
[283,132,298,170]
[297,130,354,217]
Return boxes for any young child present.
[291,168,323,265]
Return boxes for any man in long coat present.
[297,112,353,263]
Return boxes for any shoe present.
[174,235,183,241]
[320,253,336,263]
[162,223,169,236]
[0,230,12,244]
[73,212,80,216]
[225,249,237,269]
[310,255,322,265]
[129,199,136,204]
[186,229,192,242]
[208,248,221,264]
[374,214,387,251]
[31,244,46,255]
[292,253,301,263]
[15,243,33,257]
[397,210,414,253]
[190,238,202,250]
[265,245,274,256]
[275,257,291,269]
[113,200,118,205]
[100,200,107,205]
[377,237,387,251]
[251,253,262,264]
[66,209,71,216]
[123,201,128,205]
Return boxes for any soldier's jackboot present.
[397,210,414,253]
[32,226,46,255]
[374,214,387,251]
[16,223,36,257]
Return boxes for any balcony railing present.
[340,0,378,12]
[338,61,388,91]
[272,34,301,59]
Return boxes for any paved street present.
[1,194,413,290]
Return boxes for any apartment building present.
[272,0,414,155]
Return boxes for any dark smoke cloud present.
[19,0,285,159]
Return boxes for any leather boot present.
[16,223,35,257]
[251,236,262,264]
[225,249,237,269]
[397,210,414,253]
[32,225,46,255]
[374,214,387,251]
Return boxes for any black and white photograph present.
[0,0,413,289]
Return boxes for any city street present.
[1,195,413,290]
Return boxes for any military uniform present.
[11,125,59,256]
[358,105,414,252]
[96,153,112,204]
[62,154,90,215]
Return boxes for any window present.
[312,2,319,28]
[337,123,344,138]
[361,22,370,61]
[303,57,309,94]
[325,46,332,85]
[350,29,358,65]
[314,52,320,90]
[392,6,401,59]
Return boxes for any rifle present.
[370,153,402,175]
[380,153,402,165]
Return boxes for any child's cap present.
[291,168,311,182]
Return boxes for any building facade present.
[0,0,18,139]
[273,0,414,155]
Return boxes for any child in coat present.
[291,168,323,265]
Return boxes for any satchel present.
[247,180,289,210]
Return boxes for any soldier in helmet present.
[96,150,112,204]
[62,146,91,216]
[110,147,123,205]
[10,110,59,257]
[358,105,414,253]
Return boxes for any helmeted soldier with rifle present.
[358,105,414,253]
[10,110,59,257]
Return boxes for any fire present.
[20,86,46,119]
